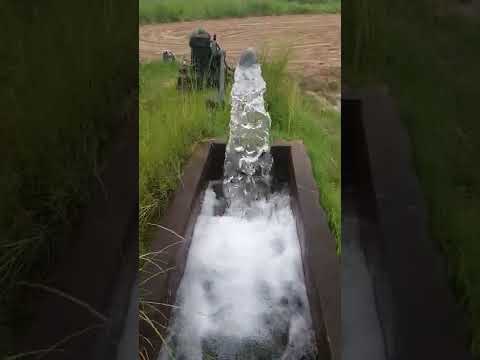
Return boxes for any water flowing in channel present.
[158,49,317,359]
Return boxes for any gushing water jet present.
[223,48,273,208]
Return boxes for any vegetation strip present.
[139,0,340,24]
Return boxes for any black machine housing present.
[177,29,232,99]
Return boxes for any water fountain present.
[140,49,339,360]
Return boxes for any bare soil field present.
[139,14,340,87]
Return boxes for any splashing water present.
[158,186,317,360]
[223,48,273,207]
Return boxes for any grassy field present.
[139,53,340,254]
[139,0,340,24]
[345,1,480,355]
[0,1,137,357]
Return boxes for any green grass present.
[139,61,230,254]
[0,1,137,357]
[139,0,340,24]
[345,2,480,356]
[139,52,340,254]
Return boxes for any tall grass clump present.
[139,0,340,24]
[342,0,387,84]
[0,1,137,356]
[139,61,229,253]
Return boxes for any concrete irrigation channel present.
[342,88,471,360]
[139,140,340,360]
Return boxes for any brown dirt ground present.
[139,14,340,97]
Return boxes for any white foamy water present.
[158,185,317,359]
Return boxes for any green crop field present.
[139,0,340,24]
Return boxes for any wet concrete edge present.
[289,141,341,360]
